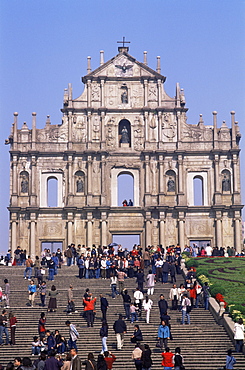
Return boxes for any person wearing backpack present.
[181,294,191,325]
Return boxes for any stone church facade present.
[6,45,243,256]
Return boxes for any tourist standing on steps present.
[141,343,153,370]
[66,320,79,351]
[225,349,236,370]
[157,320,170,350]
[233,317,244,352]
[9,311,17,345]
[146,270,155,296]
[24,256,33,280]
[158,295,169,320]
[142,296,153,324]
[113,314,127,350]
[4,278,10,308]
[136,269,145,292]
[104,351,116,369]
[132,343,143,370]
[100,320,108,354]
[97,354,107,370]
[83,295,97,327]
[173,347,184,370]
[181,293,191,325]
[70,348,81,370]
[116,269,127,293]
[39,281,47,307]
[47,285,58,312]
[100,294,109,321]
[122,289,131,319]
[67,285,77,314]
[0,309,9,345]
[169,284,179,310]
[110,273,118,298]
[28,280,37,307]
[82,353,97,370]
[202,282,210,310]
[161,347,174,369]
[38,312,46,340]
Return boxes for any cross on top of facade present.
[117,36,130,51]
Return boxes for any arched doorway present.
[117,172,134,206]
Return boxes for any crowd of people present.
[0,242,243,369]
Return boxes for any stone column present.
[101,212,107,247]
[30,213,36,258]
[178,212,185,250]
[100,79,105,107]
[145,212,152,248]
[87,79,91,107]
[68,155,73,195]
[144,111,149,141]
[67,221,73,245]
[213,111,218,149]
[234,211,242,253]
[12,155,18,195]
[30,155,37,206]
[87,212,93,248]
[143,79,148,107]
[215,211,222,248]
[158,111,162,143]
[232,154,238,193]
[214,154,220,193]
[68,112,73,150]
[159,212,165,247]
[87,155,92,194]
[11,217,17,253]
[87,112,92,142]
[145,155,150,193]
[159,155,164,193]
[157,79,162,106]
[178,155,183,193]
[101,155,106,205]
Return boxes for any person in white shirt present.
[134,288,144,318]
[234,318,244,353]
[169,284,179,310]
[142,296,153,323]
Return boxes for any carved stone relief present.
[73,115,87,142]
[92,115,100,141]
[148,83,157,101]
[162,113,177,140]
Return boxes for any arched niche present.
[221,169,231,193]
[20,170,29,194]
[118,119,131,147]
[47,176,58,207]
[75,170,85,194]
[166,170,176,193]
[193,176,204,206]
[111,168,139,207]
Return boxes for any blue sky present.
[0,0,244,253]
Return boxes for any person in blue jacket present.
[157,320,170,349]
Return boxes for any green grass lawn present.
[184,256,245,317]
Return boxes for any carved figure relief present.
[166,170,176,193]
[73,115,87,142]
[114,57,133,77]
[91,83,100,101]
[92,115,100,141]
[93,160,100,194]
[149,114,157,141]
[131,86,143,107]
[222,170,231,192]
[20,171,29,193]
[162,113,177,139]
[75,171,85,194]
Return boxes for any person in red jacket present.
[83,296,97,327]
[9,311,17,345]
[104,351,116,369]
[161,347,174,369]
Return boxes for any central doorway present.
[41,241,63,253]
[112,234,140,251]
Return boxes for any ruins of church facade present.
[6,45,243,255]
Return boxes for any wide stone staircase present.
[0,265,244,369]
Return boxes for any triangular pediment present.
[82,51,165,81]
